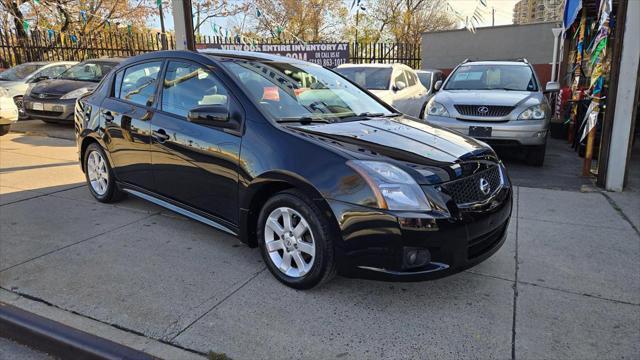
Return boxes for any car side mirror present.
[544,81,560,93]
[393,81,406,92]
[434,80,443,92]
[28,75,49,83]
[187,104,233,128]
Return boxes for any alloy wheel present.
[264,207,316,278]
[86,150,109,196]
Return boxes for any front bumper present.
[426,115,548,146]
[328,176,512,281]
[23,97,75,122]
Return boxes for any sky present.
[149,0,520,36]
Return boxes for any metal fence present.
[0,29,421,69]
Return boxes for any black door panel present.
[150,113,241,224]
[102,98,154,189]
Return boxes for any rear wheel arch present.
[80,136,113,173]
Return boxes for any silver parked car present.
[424,59,559,166]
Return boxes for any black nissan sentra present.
[75,50,512,289]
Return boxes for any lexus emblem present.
[477,106,489,114]
[479,178,491,195]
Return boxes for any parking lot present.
[1,123,639,359]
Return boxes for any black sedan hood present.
[292,116,499,184]
[30,79,96,96]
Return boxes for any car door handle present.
[152,129,170,143]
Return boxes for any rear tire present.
[257,190,337,289]
[0,124,10,136]
[83,143,124,203]
[526,144,546,166]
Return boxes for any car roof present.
[80,58,126,64]
[416,69,441,74]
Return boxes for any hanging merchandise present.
[22,20,29,33]
[47,29,55,40]
[80,10,87,24]
[70,34,78,43]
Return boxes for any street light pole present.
[172,0,195,50]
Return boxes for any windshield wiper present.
[277,116,332,124]
[339,112,401,120]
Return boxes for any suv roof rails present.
[461,58,530,64]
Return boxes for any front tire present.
[0,124,10,136]
[257,190,337,289]
[83,143,124,203]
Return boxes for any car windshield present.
[334,67,392,90]
[417,72,432,89]
[59,62,116,82]
[0,63,44,81]
[221,60,395,122]
[444,64,537,91]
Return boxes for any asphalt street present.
[0,126,639,359]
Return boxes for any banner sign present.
[197,42,349,68]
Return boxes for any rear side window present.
[117,61,162,106]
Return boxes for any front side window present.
[161,61,229,117]
[444,64,537,91]
[117,62,162,106]
[404,71,416,86]
[59,62,116,82]
[393,71,407,87]
[222,60,394,122]
[0,63,44,81]
[334,67,392,90]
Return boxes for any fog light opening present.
[402,247,431,269]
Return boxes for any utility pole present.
[172,0,195,51]
[492,7,495,26]
[158,0,167,50]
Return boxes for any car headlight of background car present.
[517,104,546,120]
[347,160,431,211]
[60,87,92,100]
[426,99,449,117]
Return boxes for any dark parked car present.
[25,58,122,123]
[75,50,512,289]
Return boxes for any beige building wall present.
[513,0,564,24]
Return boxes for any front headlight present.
[518,104,546,120]
[347,160,431,211]
[61,87,92,100]
[426,99,449,117]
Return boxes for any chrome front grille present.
[440,165,502,205]
[454,105,514,117]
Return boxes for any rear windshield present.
[334,67,392,90]
[444,64,538,91]
[0,63,44,81]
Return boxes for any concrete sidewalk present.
[1,132,639,359]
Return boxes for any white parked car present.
[0,61,77,118]
[0,87,19,135]
[334,63,429,118]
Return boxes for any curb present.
[0,302,158,360]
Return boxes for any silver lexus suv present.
[424,59,558,166]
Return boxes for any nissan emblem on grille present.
[477,106,489,114]
[479,178,491,195]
